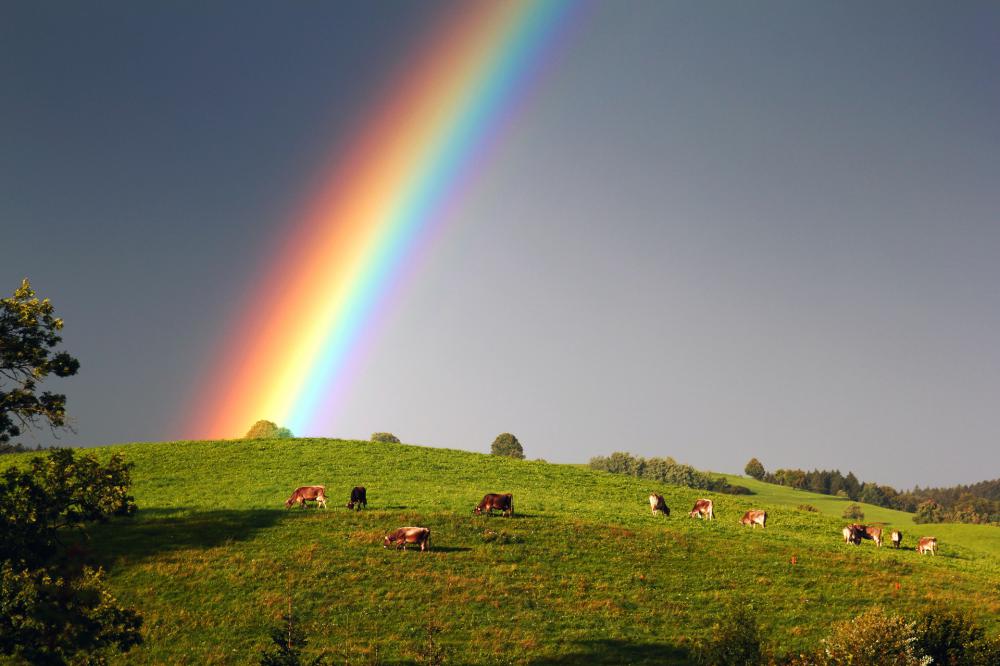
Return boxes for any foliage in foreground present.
[0,278,81,445]
[694,600,766,665]
[0,448,141,664]
[259,612,327,666]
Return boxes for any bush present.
[259,612,327,665]
[914,608,985,666]
[491,433,524,459]
[694,601,766,665]
[815,607,927,666]
[246,420,293,439]
[744,458,766,480]
[842,504,865,521]
[371,432,400,444]
[797,504,819,512]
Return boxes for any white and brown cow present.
[285,485,327,509]
[384,526,431,551]
[649,493,670,516]
[740,510,767,528]
[917,536,938,556]
[863,525,884,547]
[689,498,714,520]
[890,530,903,549]
[843,525,860,545]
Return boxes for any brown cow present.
[740,510,767,528]
[384,526,431,551]
[285,485,327,509]
[689,498,714,520]
[890,530,902,549]
[475,493,513,517]
[649,493,669,516]
[917,536,937,556]
[847,524,883,547]
[347,486,367,511]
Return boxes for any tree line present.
[590,451,751,494]
[744,458,1000,525]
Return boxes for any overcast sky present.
[3,1,998,488]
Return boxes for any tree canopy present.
[245,420,293,439]
[0,279,80,445]
[491,433,524,459]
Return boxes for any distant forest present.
[745,458,1000,525]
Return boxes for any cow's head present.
[474,505,483,515]
[284,497,296,509]
[383,535,394,548]
[346,501,354,510]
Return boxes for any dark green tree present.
[259,613,327,666]
[491,432,524,459]
[914,499,945,524]
[842,503,865,521]
[370,432,400,444]
[0,448,141,664]
[245,420,293,439]
[744,458,766,480]
[0,279,80,445]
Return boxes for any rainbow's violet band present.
[193,1,580,438]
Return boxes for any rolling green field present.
[2,439,998,664]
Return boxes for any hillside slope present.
[2,439,998,665]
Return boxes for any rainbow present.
[190,1,580,438]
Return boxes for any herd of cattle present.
[283,485,939,555]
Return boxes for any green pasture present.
[2,439,998,664]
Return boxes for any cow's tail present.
[426,529,432,551]
[510,496,514,517]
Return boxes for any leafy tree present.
[1,279,80,445]
[370,432,400,444]
[491,433,524,459]
[914,607,985,666]
[914,499,945,524]
[0,448,141,663]
[694,601,767,665]
[842,503,865,521]
[744,458,766,480]
[245,420,293,439]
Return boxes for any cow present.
[475,493,513,517]
[384,527,431,551]
[917,536,938,556]
[649,493,670,516]
[843,525,860,545]
[285,485,327,509]
[347,486,367,511]
[740,510,767,528]
[891,530,903,549]
[688,498,714,520]
[846,524,882,547]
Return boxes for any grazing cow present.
[347,486,367,511]
[384,526,431,551]
[863,525,884,547]
[917,536,938,556]
[475,493,514,517]
[649,493,670,516]
[688,498,714,520]
[285,485,327,509]
[740,510,767,528]
[891,530,902,549]
[843,525,860,545]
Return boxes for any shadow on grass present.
[87,508,285,565]
[429,546,472,553]
[525,639,691,665]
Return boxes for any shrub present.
[842,504,865,521]
[259,612,327,666]
[815,607,928,666]
[246,420,293,439]
[491,433,524,459]
[744,458,766,480]
[694,601,766,665]
[914,607,985,666]
[797,504,819,512]
[371,432,400,444]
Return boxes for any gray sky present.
[2,1,998,488]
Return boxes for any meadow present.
[2,439,998,664]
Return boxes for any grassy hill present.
[2,439,998,665]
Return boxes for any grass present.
[2,439,999,664]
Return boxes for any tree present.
[1,279,80,445]
[259,612,327,666]
[744,458,766,480]
[0,448,142,663]
[491,433,524,459]
[370,432,400,444]
[245,420,293,439]
[914,499,945,524]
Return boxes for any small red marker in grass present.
[791,555,797,565]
